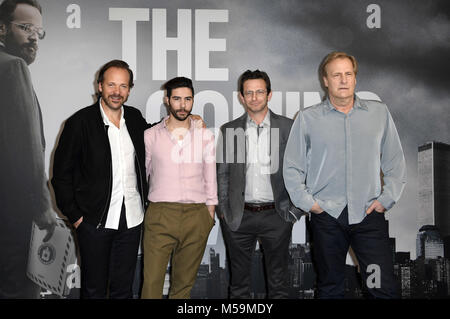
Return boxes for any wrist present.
[310,202,323,214]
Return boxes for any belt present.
[244,202,275,212]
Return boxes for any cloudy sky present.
[32,0,450,260]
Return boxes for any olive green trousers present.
[141,202,214,299]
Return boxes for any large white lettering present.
[111,8,229,81]
[152,9,192,80]
[195,10,229,81]
[109,8,150,79]
[145,91,381,126]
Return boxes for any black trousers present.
[310,206,399,299]
[76,204,141,299]
[221,208,292,299]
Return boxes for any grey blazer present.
[216,109,304,231]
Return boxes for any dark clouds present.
[275,0,450,91]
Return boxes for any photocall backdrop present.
[26,0,450,297]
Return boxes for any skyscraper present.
[418,142,450,237]
[208,248,222,298]
[416,225,444,260]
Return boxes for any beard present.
[169,105,191,121]
[5,33,37,65]
[100,91,128,111]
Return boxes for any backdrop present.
[26,0,450,298]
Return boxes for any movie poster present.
[2,0,449,299]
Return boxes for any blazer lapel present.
[269,110,280,184]
[238,113,247,179]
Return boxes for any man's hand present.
[366,200,386,215]
[207,205,215,221]
[190,114,206,128]
[73,216,83,229]
[310,202,324,214]
[34,209,57,242]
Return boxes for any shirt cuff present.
[205,199,218,206]
[296,195,316,213]
[377,193,395,211]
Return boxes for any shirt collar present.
[99,99,124,126]
[0,41,5,48]
[353,95,369,111]
[323,98,335,114]
[247,109,271,128]
[161,115,195,131]
[323,95,368,115]
[162,116,169,129]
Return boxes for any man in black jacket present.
[52,60,149,299]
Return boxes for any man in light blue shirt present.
[283,51,406,298]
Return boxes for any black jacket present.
[51,102,149,228]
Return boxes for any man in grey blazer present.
[216,70,303,298]
[0,0,55,298]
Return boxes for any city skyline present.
[192,140,450,298]
[191,222,450,299]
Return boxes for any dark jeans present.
[221,208,292,299]
[76,205,141,299]
[310,206,399,299]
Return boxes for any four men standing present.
[1,4,406,298]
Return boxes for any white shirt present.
[245,111,274,203]
[99,102,143,229]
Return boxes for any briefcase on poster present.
[26,218,77,297]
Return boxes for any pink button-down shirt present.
[144,117,218,205]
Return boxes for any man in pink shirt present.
[141,77,217,299]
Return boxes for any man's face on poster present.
[4,3,43,65]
